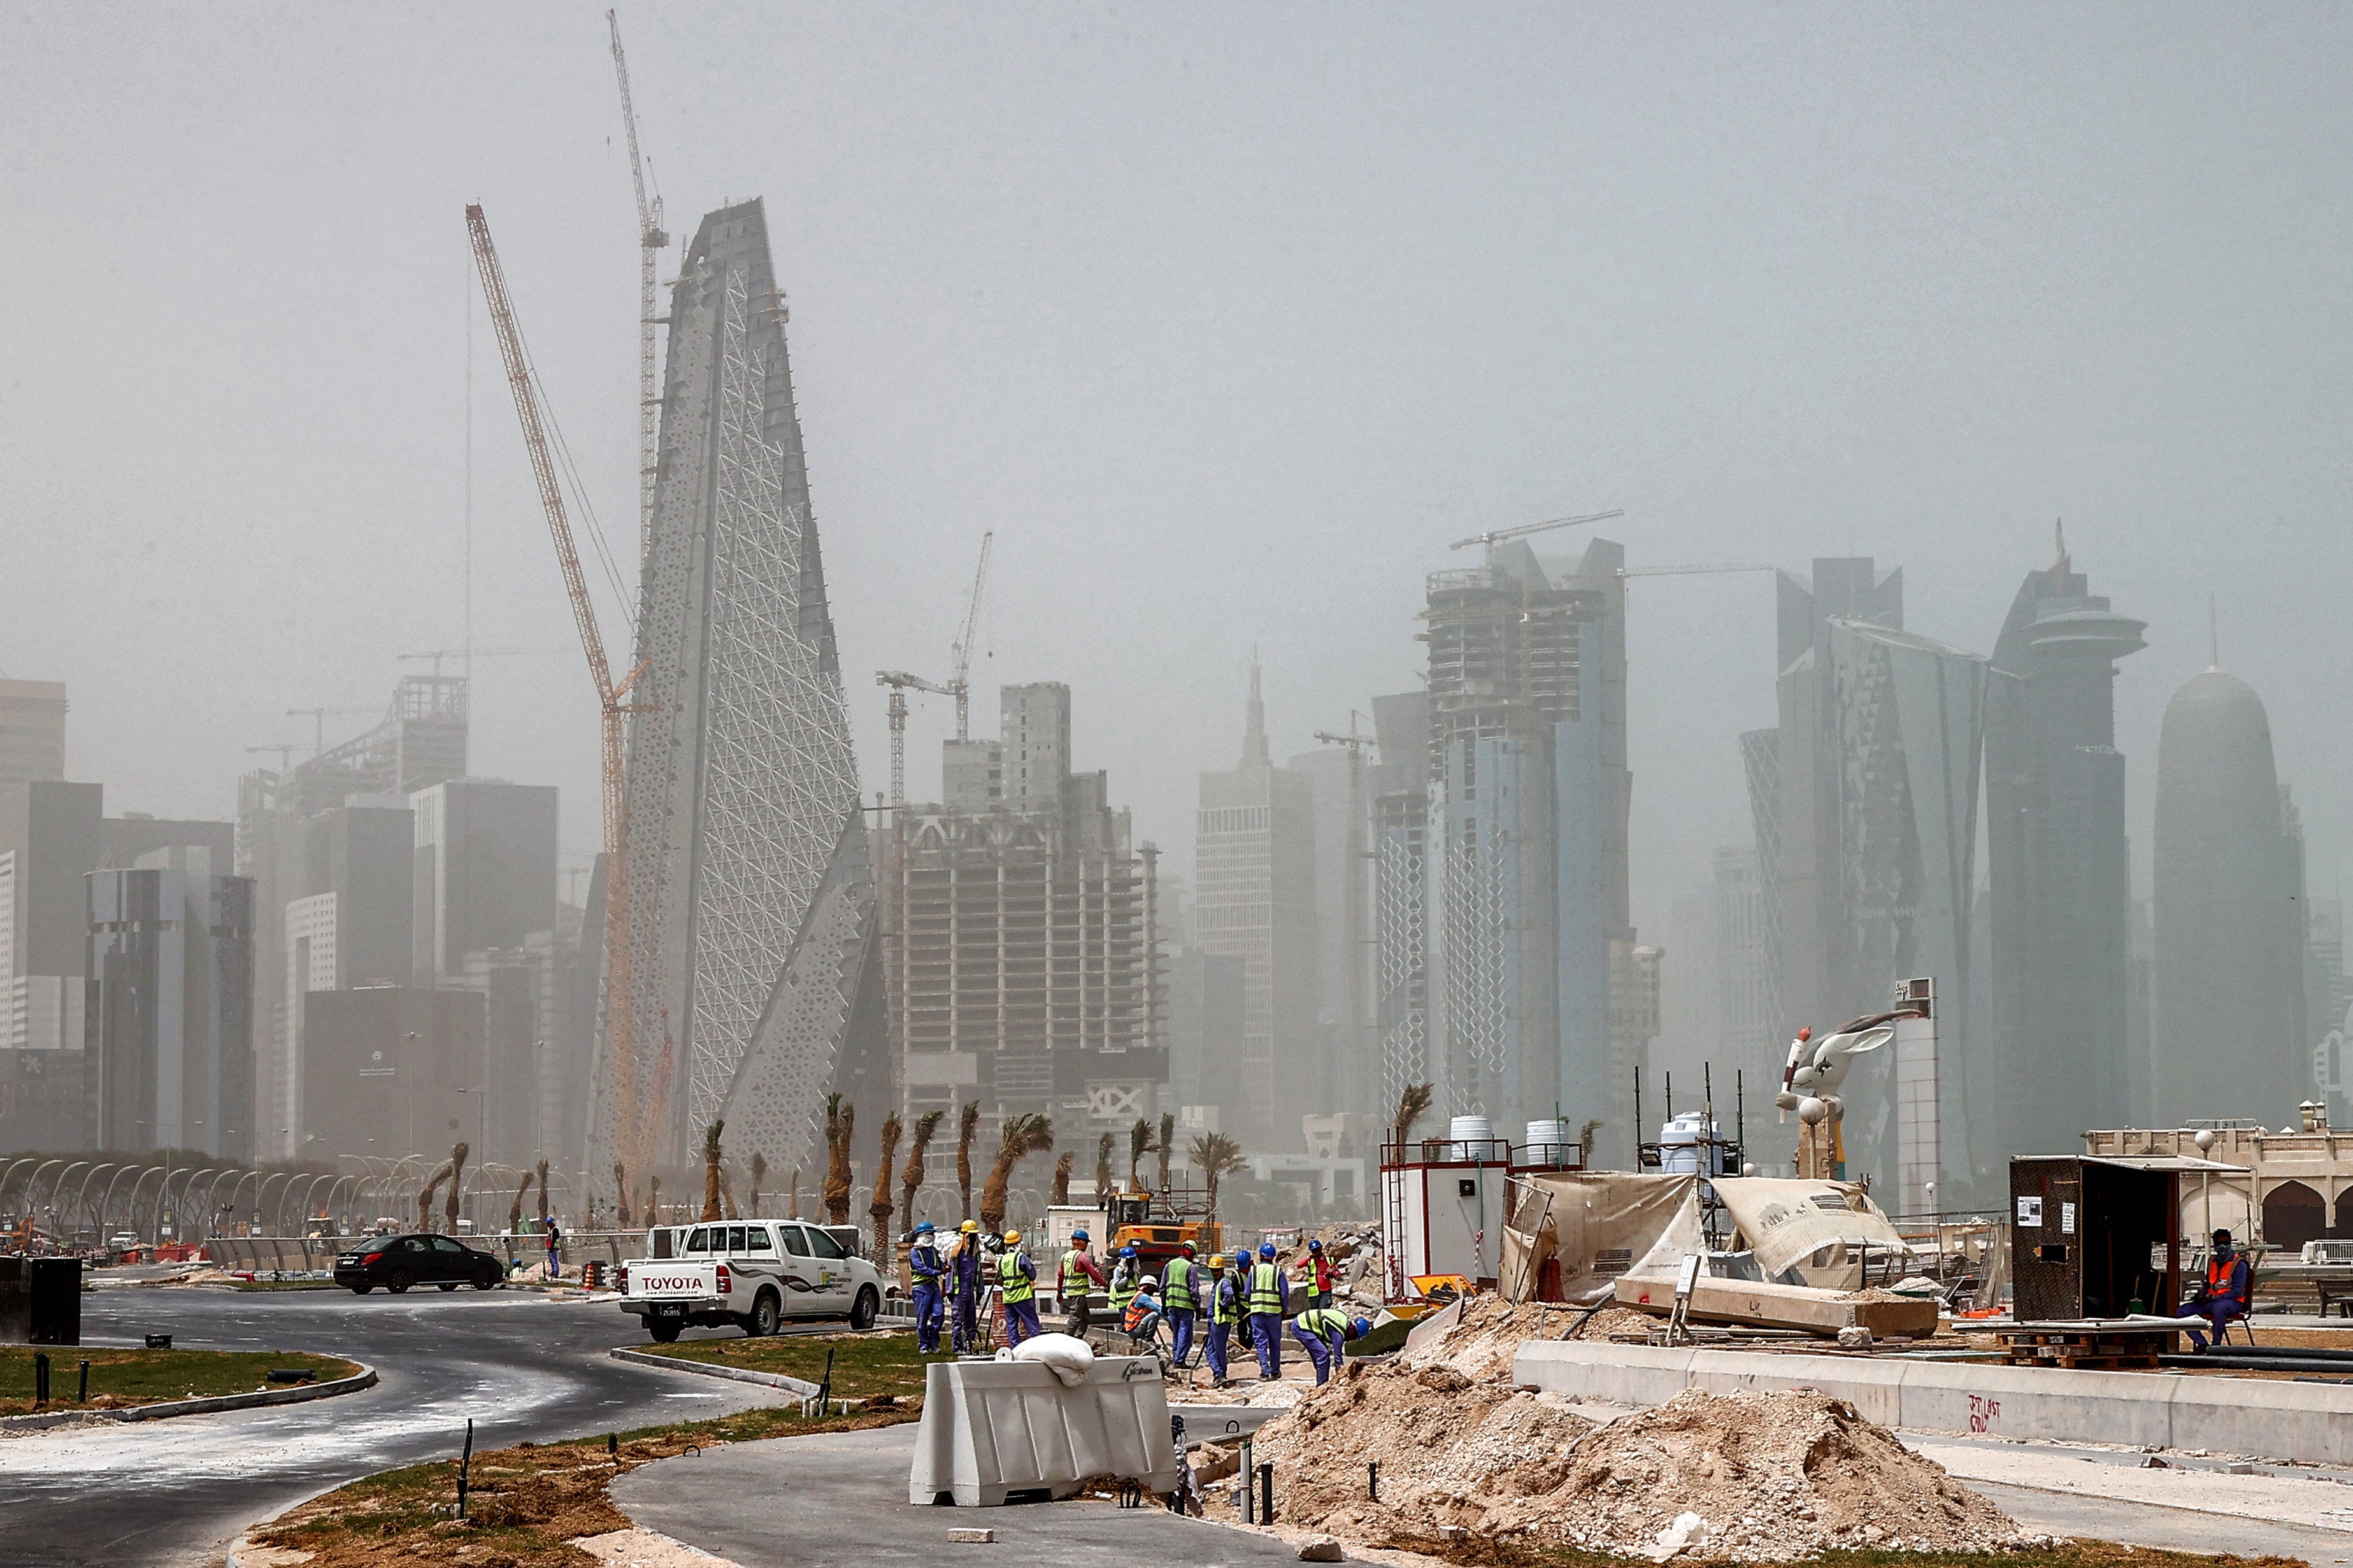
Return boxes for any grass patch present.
[0,1346,357,1416]
[639,1329,947,1400]
[254,1403,912,1567]
[1386,1534,2308,1568]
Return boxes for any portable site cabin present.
[1380,1131,1584,1298]
[2010,1153,2249,1322]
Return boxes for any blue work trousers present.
[1248,1313,1284,1379]
[911,1282,944,1353]
[1291,1323,1341,1384]
[952,1288,978,1352]
[1205,1319,1232,1381]
[1003,1298,1041,1348]
[2175,1297,2244,1349]
[1167,1306,1196,1365]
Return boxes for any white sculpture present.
[1775,1011,1914,1177]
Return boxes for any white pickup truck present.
[620,1219,887,1343]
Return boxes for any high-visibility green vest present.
[1247,1262,1284,1315]
[999,1251,1034,1304]
[1211,1271,1241,1325]
[1296,1306,1351,1339]
[1060,1250,1093,1297]
[1109,1262,1139,1313]
[1164,1256,1197,1311]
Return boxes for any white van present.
[620,1220,886,1343]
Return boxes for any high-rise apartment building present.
[2152,659,2308,1123]
[1193,663,1317,1151]
[1711,845,1777,1093]
[1289,742,1375,1128]
[86,859,255,1159]
[0,680,68,786]
[411,780,559,987]
[1982,536,2145,1174]
[890,684,1158,1139]
[1368,691,1431,1134]
[1743,558,1986,1195]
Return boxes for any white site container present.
[908,1355,1180,1506]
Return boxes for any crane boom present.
[948,531,993,741]
[465,201,648,1176]
[1450,508,1624,563]
[608,10,666,560]
[1616,562,1775,578]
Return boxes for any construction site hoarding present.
[1499,1171,1701,1304]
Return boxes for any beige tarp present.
[1711,1177,1910,1290]
[1500,1172,1701,1303]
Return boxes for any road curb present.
[0,1361,377,1432]
[610,1345,824,1398]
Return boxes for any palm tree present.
[1578,1118,1605,1162]
[954,1101,980,1223]
[535,1158,550,1231]
[1392,1083,1436,1150]
[787,1168,801,1221]
[1189,1132,1248,1223]
[1094,1132,1115,1203]
[899,1109,944,1227]
[1155,1112,1176,1193]
[1051,1151,1075,1206]
[822,1094,855,1226]
[748,1151,768,1219]
[443,1142,471,1234]
[979,1114,1055,1232]
[870,1113,903,1259]
[508,1169,536,1235]
[646,1174,661,1226]
[700,1120,726,1222]
[417,1158,454,1233]
[614,1161,633,1227]
[1127,1118,1153,1192]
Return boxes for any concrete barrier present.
[1514,1339,2353,1464]
[910,1355,1177,1506]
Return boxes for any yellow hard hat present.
[1004,1229,1022,1245]
[960,1220,978,1232]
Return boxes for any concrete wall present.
[1515,1339,2353,1465]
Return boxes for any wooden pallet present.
[1996,1327,2173,1372]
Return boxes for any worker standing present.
[2178,1227,2254,1351]
[1302,1237,1337,1308]
[1059,1228,1107,1337]
[947,1219,983,1353]
[1246,1241,1289,1380]
[1289,1306,1368,1385]
[1205,1253,1242,1386]
[998,1229,1041,1348]
[908,1222,946,1353]
[1162,1241,1200,1365]
[1109,1244,1143,1321]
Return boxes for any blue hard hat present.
[1233,1250,1252,1268]
[1259,1243,1276,1258]
[1071,1229,1088,1242]
[1352,1316,1371,1338]
[1308,1238,1324,1251]
[1121,1244,1138,1258]
[915,1222,934,1234]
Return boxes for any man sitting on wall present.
[2177,1228,2253,1350]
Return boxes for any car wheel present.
[850,1285,880,1332]
[350,1284,373,1295]
[386,1270,413,1295]
[750,1290,781,1337]
[648,1319,682,1343]
[473,1269,499,1291]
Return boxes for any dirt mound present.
[1252,1300,2022,1560]
[1397,1294,1564,1381]
[1568,1305,1664,1340]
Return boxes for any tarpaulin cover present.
[1499,1172,1701,1303]
[1711,1176,1909,1288]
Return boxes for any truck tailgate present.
[627,1263,720,1300]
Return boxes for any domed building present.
[2151,659,2308,1125]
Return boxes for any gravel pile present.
[1248,1293,2028,1559]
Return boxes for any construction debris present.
[1613,1274,1940,1339]
[1247,1294,2027,1560]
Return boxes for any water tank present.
[1524,1119,1575,1162]
[1657,1112,1724,1175]
[1448,1115,1494,1158]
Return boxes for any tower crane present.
[1450,508,1624,565]
[1615,562,1775,580]
[873,531,993,809]
[464,203,654,1176]
[608,10,668,560]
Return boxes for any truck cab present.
[620,1220,885,1343]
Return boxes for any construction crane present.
[243,743,297,774]
[1615,563,1775,580]
[873,531,994,809]
[284,708,375,755]
[465,203,654,1177]
[1450,508,1624,565]
[396,646,564,676]
[608,10,668,560]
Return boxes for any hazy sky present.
[5,4,2349,940]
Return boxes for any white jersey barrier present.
[910,1337,1179,1506]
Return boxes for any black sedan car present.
[334,1233,503,1294]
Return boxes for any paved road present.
[0,1286,792,1568]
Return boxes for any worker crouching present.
[1290,1306,1370,1385]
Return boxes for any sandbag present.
[1000,1330,1095,1387]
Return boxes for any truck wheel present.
[648,1320,682,1344]
[850,1285,880,1332]
[750,1290,781,1337]
[386,1270,413,1295]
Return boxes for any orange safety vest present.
[2206,1255,2246,1306]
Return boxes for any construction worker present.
[908,1222,945,1354]
[1123,1275,1165,1351]
[1205,1252,1243,1386]
[998,1229,1041,1348]
[1059,1227,1107,1337]
[1301,1237,1337,1309]
[947,1220,983,1353]
[1290,1306,1370,1385]
[1247,1241,1289,1380]
[2179,1228,2254,1351]
[1108,1244,1143,1320]
[1162,1241,1200,1365]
